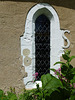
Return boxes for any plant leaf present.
[41,74,63,90]
[69,89,75,100]
[0,89,4,98]
[65,50,71,55]
[50,68,56,72]
[61,64,68,75]
[71,68,75,74]
[69,56,75,62]
[62,54,70,61]
[50,69,60,76]
[54,62,65,65]
[71,76,75,83]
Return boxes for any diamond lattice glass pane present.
[35,14,50,80]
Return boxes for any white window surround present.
[20,3,70,89]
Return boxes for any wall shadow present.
[0,0,75,10]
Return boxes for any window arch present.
[21,3,70,89]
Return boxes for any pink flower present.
[70,84,72,87]
[32,74,35,76]
[58,68,61,72]
[32,72,38,80]
[73,83,75,88]
[35,72,38,76]
[58,75,59,78]
[54,71,57,75]
[54,68,61,75]
[60,78,63,81]
[54,70,58,75]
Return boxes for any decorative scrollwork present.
[62,30,70,49]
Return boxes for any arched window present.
[35,14,50,80]
[21,3,70,89]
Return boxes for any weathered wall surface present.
[0,0,75,92]
[0,1,35,93]
[54,6,75,66]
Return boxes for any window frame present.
[20,3,70,89]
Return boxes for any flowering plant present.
[40,50,75,100]
[50,50,75,99]
[54,67,67,82]
[25,50,75,100]
[33,72,38,80]
[33,72,38,82]
[0,50,75,100]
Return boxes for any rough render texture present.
[0,0,75,93]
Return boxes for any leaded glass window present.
[35,14,50,80]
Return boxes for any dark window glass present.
[35,14,50,80]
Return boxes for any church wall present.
[0,0,75,92]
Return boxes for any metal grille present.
[35,14,50,80]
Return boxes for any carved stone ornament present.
[62,30,70,49]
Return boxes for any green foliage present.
[41,74,63,100]
[54,50,75,81]
[53,50,75,99]
[0,89,8,100]
[7,92,17,100]
[41,73,63,90]
[0,50,75,100]
[0,88,18,100]
[69,89,75,100]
